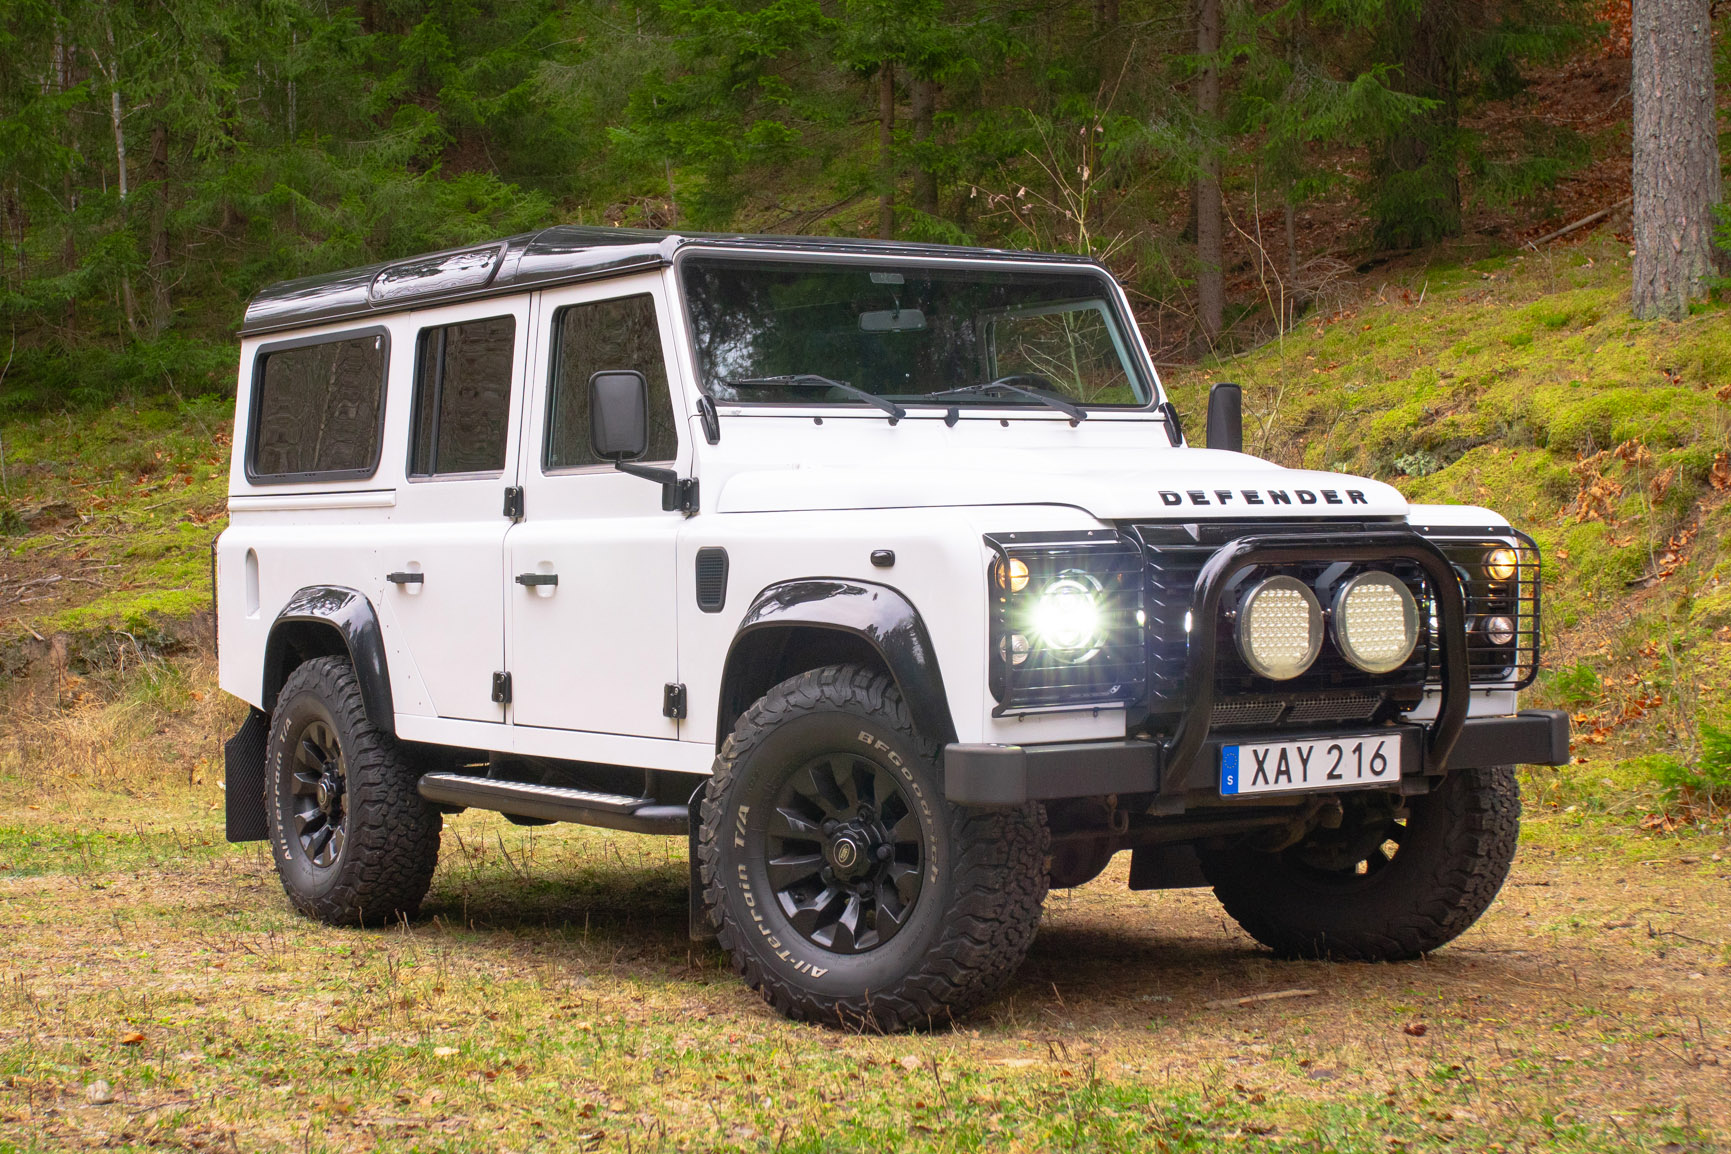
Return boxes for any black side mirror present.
[589,370,649,461]
[1206,382,1243,453]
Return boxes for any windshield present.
[680,257,1153,409]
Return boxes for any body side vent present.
[695,547,729,613]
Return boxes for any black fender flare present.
[719,578,958,749]
[262,585,395,735]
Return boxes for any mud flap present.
[688,783,717,942]
[225,707,270,843]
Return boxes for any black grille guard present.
[1155,531,1469,804]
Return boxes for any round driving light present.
[1236,575,1323,680]
[1482,615,1517,646]
[994,556,1031,593]
[1484,547,1519,582]
[998,632,1031,666]
[1031,570,1104,663]
[1332,572,1420,673]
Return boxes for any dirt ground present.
[0,790,1726,1152]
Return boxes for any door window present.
[409,315,516,477]
[544,295,679,470]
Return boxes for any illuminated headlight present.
[1029,571,1104,663]
[1332,572,1420,673]
[1484,547,1519,582]
[1236,575,1322,680]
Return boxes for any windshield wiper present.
[929,375,1086,425]
[723,374,906,421]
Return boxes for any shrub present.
[1651,722,1731,807]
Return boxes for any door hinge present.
[491,671,513,704]
[502,486,525,521]
[662,683,687,719]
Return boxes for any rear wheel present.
[1198,764,1520,960]
[698,664,1048,1031]
[265,656,442,926]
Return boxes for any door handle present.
[386,571,424,585]
[515,572,559,588]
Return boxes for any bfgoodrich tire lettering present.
[265,655,442,926]
[699,664,1048,1031]
[1198,763,1520,960]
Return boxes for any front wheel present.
[1198,764,1520,960]
[698,664,1048,1031]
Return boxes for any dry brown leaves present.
[1710,453,1730,493]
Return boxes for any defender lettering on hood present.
[1159,488,1370,507]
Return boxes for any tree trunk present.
[109,84,140,337]
[878,63,896,239]
[1094,0,1119,27]
[1631,0,1723,320]
[1371,0,1462,249]
[910,75,938,219]
[1195,0,1224,348]
[148,121,171,337]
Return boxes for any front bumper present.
[943,709,1570,807]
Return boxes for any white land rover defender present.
[218,227,1567,1030]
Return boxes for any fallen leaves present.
[1711,452,1730,493]
[118,1032,145,1047]
[1403,1023,1429,1037]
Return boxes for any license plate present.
[1220,734,1401,797]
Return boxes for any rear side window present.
[545,295,679,470]
[409,316,515,477]
[249,331,388,481]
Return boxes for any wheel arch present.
[715,579,958,750]
[263,586,395,736]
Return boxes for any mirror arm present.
[614,460,700,516]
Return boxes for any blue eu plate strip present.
[1220,745,1240,796]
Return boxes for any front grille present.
[987,531,1146,712]
[1283,692,1384,724]
[1133,520,1433,716]
[1210,699,1285,727]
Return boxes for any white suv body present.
[217,228,1565,1029]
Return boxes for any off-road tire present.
[698,664,1048,1031]
[1198,764,1520,960]
[265,656,442,926]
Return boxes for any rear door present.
[374,297,530,722]
[504,275,687,739]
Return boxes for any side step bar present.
[416,772,688,836]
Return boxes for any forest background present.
[0,0,1693,406]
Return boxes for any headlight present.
[1332,571,1420,673]
[1236,575,1322,680]
[985,535,1147,710]
[1484,547,1519,582]
[1029,571,1104,663]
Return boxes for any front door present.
[375,297,528,722]
[505,276,686,739]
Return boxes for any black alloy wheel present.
[264,656,442,926]
[699,663,1049,1031]
[287,718,348,868]
[766,752,925,954]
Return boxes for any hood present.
[711,446,1409,520]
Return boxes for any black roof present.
[240,226,1103,336]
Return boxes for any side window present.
[409,315,515,477]
[250,331,387,481]
[546,295,679,470]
